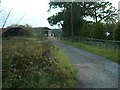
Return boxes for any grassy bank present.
[2,36,77,88]
[65,41,119,63]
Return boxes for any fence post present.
[99,42,101,48]
[106,40,108,50]
[114,44,117,52]
[93,39,95,46]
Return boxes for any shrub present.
[2,37,77,88]
[113,22,120,40]
[91,23,106,39]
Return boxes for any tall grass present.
[2,36,77,88]
[51,46,77,87]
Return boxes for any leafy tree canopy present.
[47,1,117,37]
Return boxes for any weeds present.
[2,36,76,88]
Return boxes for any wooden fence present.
[60,37,120,52]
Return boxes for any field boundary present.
[60,37,120,52]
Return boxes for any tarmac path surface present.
[49,37,119,88]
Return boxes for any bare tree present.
[0,0,13,29]
[2,8,13,29]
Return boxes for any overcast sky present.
[0,0,119,29]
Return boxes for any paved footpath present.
[49,37,119,88]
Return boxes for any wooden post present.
[106,40,108,50]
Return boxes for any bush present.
[2,37,77,88]
[113,22,120,40]
[79,22,91,38]
[92,23,106,39]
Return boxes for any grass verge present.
[2,36,77,88]
[65,41,119,63]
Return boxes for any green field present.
[2,36,77,88]
[65,41,119,64]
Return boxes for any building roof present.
[42,27,51,30]
[2,27,23,37]
[33,27,51,30]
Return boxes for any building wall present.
[42,29,52,37]
[33,27,53,37]
[48,30,52,37]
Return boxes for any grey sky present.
[0,0,119,28]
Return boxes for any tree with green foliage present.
[48,2,86,37]
[47,1,117,37]
[113,22,120,40]
[92,23,106,39]
[87,1,117,23]
[78,22,91,37]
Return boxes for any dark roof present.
[33,27,51,30]
[0,28,10,34]
[3,27,23,37]
[42,27,51,30]
[4,27,22,33]
[6,27,22,30]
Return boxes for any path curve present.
[49,37,119,88]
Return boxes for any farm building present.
[41,27,52,37]
[2,27,32,37]
[34,27,62,37]
[2,26,62,37]
[34,27,52,37]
